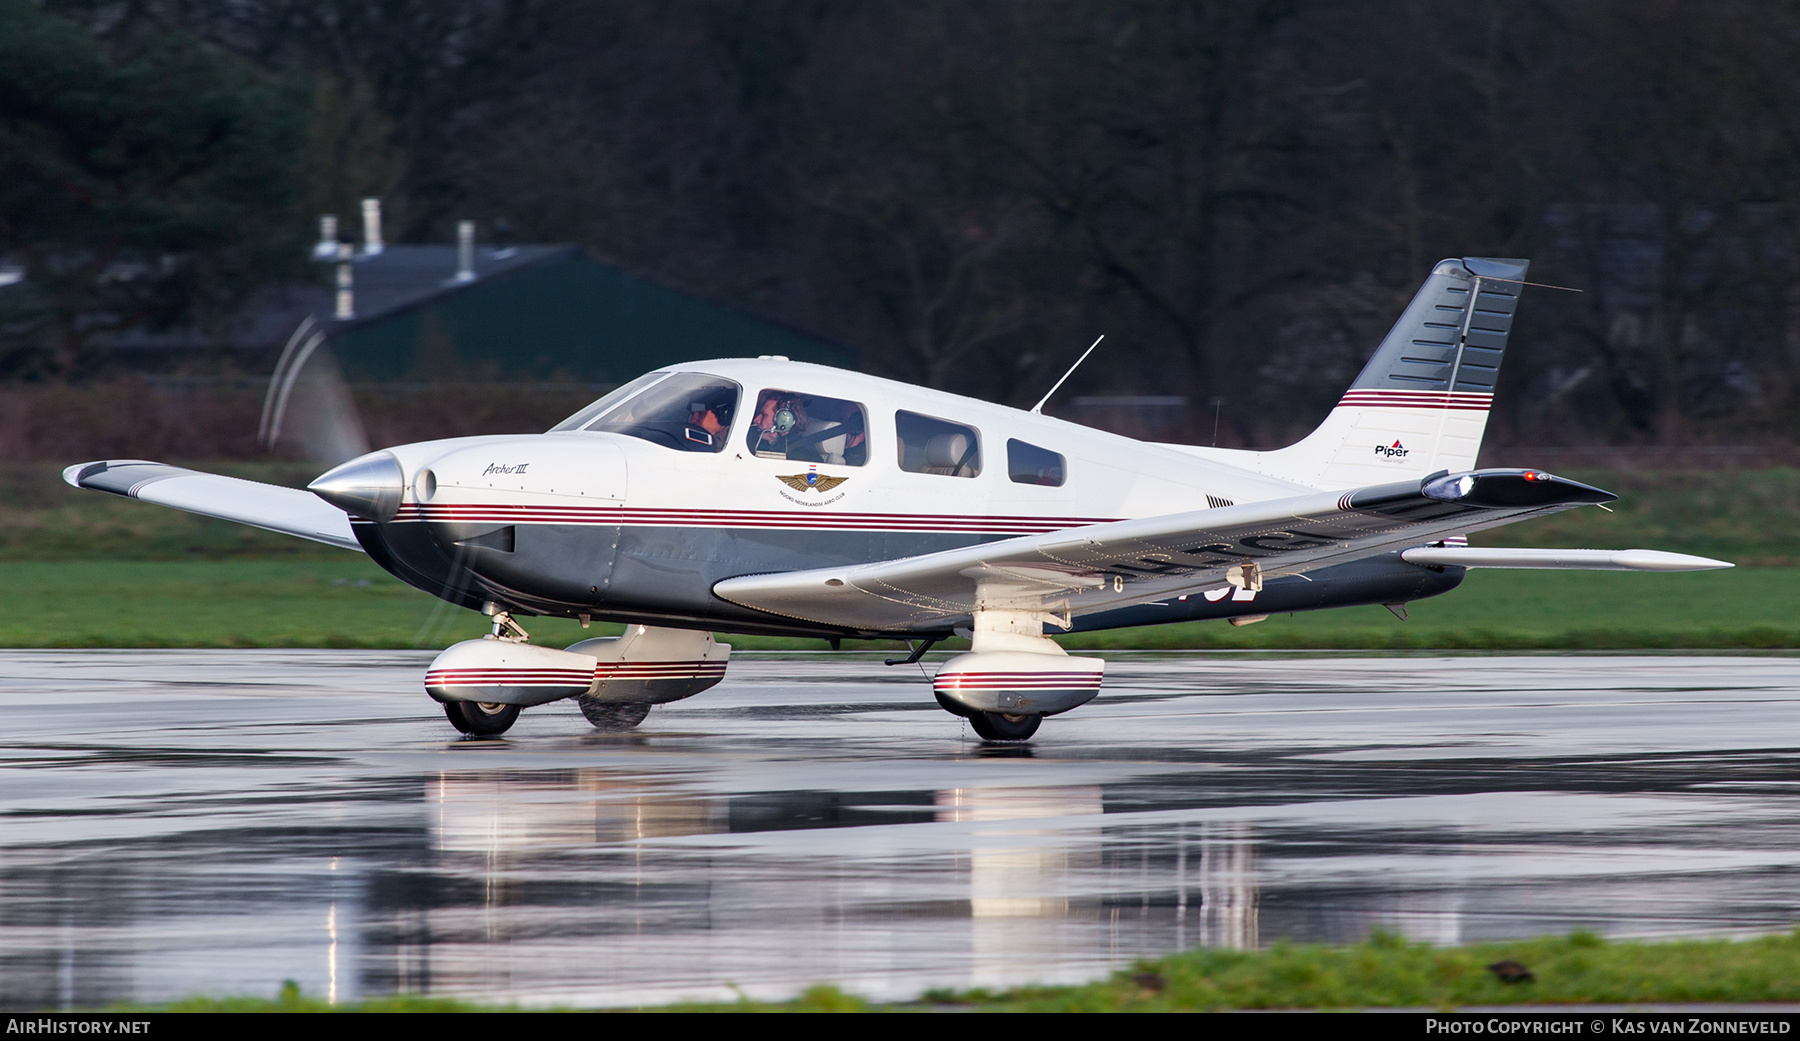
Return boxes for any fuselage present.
[345,358,1463,637]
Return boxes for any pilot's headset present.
[770,398,801,435]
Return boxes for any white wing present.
[65,460,362,552]
[715,468,1640,632]
[1400,547,1729,571]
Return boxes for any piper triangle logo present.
[1375,439,1410,459]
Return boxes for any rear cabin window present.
[585,373,741,453]
[1007,439,1066,486]
[745,390,869,465]
[896,411,981,478]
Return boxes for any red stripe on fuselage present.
[391,503,1118,534]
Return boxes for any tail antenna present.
[1029,335,1105,415]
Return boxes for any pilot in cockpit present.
[749,392,808,458]
[688,400,729,439]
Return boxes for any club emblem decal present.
[777,466,848,493]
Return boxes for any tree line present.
[5,0,1800,448]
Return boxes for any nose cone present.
[309,451,405,522]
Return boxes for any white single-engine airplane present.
[67,258,1729,740]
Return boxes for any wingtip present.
[62,459,168,490]
[62,461,107,488]
[1614,549,1734,572]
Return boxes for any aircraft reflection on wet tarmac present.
[4,651,1800,1008]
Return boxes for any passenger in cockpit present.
[812,400,866,465]
[750,392,808,458]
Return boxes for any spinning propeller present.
[258,316,372,468]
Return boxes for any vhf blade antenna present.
[1029,335,1105,415]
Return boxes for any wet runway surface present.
[4,650,1800,1008]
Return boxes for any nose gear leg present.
[482,602,530,642]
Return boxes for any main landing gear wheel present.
[445,700,520,736]
[968,711,1041,742]
[578,698,652,732]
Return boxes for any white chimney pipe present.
[360,198,384,256]
[335,242,355,319]
[313,215,339,260]
[454,220,476,283]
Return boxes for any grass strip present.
[919,929,1800,1011]
[12,463,1800,564]
[120,930,1800,1011]
[3,558,1789,650]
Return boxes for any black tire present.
[445,700,520,736]
[578,698,652,732]
[968,711,1041,742]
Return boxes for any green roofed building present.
[323,242,853,384]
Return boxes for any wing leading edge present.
[64,460,362,551]
[714,468,1626,632]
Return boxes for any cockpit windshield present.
[581,373,741,452]
[547,372,668,432]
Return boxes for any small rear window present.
[1007,439,1065,486]
[896,411,980,478]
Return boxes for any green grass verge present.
[5,463,1794,649]
[119,930,1800,1011]
[1,559,1789,650]
[12,463,1800,563]
[933,929,1800,1011]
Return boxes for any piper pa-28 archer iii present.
[66,257,1729,740]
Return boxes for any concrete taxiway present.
[2,650,1799,1008]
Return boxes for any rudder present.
[1254,257,1527,489]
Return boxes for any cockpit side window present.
[546,372,668,432]
[1007,439,1066,486]
[746,389,869,465]
[896,410,981,478]
[585,373,741,452]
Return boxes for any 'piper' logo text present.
[482,463,530,475]
[1375,440,1409,459]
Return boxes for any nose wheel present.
[445,700,520,736]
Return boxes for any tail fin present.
[1254,257,1527,489]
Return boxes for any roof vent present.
[312,215,339,260]
[334,242,355,319]
[360,198,384,256]
[452,220,476,283]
